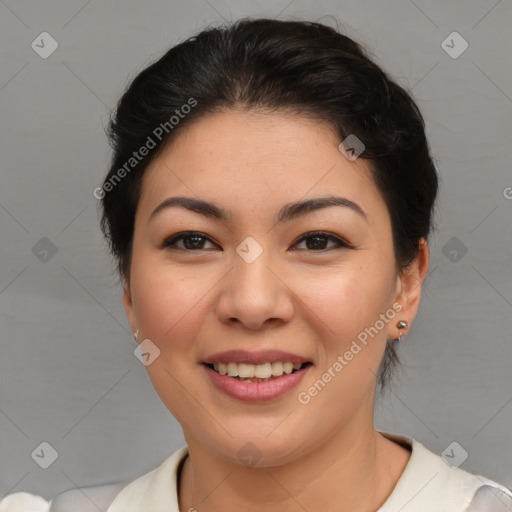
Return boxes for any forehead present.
[138,109,384,222]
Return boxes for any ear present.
[389,238,430,340]
[122,277,138,339]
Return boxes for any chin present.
[197,423,316,469]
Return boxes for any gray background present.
[1,0,511,502]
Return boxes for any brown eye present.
[160,232,218,251]
[292,231,351,251]
[160,230,351,252]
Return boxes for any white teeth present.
[254,362,272,379]
[271,361,283,375]
[238,363,254,378]
[210,361,305,378]
[283,362,293,374]
[227,362,238,377]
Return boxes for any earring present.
[133,329,139,340]
[396,320,408,341]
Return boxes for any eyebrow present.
[148,195,367,225]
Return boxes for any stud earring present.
[396,320,408,341]
[133,329,139,341]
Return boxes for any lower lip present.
[203,364,311,402]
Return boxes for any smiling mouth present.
[204,361,312,382]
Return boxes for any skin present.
[123,109,429,512]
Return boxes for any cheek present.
[129,262,213,422]
[130,259,212,353]
[294,266,393,342]
[292,273,391,412]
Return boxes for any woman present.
[2,18,511,512]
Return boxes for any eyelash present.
[160,231,353,252]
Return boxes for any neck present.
[178,421,409,512]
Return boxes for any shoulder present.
[48,482,128,512]
[0,482,127,512]
[377,430,512,511]
[465,484,512,511]
[0,447,188,512]
[0,492,50,512]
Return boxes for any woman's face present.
[123,109,425,466]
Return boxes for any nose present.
[215,247,294,331]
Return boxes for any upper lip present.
[203,349,311,365]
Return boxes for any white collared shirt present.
[2,430,511,511]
